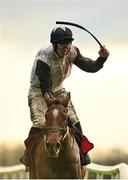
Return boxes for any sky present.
[0,0,128,154]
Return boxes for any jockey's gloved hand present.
[45,90,56,101]
[98,45,109,58]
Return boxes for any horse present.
[29,92,83,179]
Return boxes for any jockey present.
[20,26,109,168]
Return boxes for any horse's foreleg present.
[29,172,36,179]
[29,167,36,179]
[81,166,86,179]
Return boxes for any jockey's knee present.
[32,118,45,129]
[68,115,79,125]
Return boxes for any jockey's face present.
[56,42,72,58]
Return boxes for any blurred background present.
[0,0,128,166]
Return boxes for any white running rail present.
[85,163,128,179]
[0,165,28,179]
[0,163,128,179]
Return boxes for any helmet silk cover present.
[50,26,74,44]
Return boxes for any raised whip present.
[56,21,103,48]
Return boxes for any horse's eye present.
[45,112,50,119]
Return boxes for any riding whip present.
[56,21,103,48]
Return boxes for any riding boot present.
[75,122,91,166]
[74,122,91,166]
[68,118,91,166]
[19,127,42,167]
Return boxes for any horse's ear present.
[63,92,70,107]
[44,92,53,106]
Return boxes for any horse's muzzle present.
[45,141,61,157]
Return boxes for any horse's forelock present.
[45,103,67,125]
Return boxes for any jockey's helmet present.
[50,26,74,44]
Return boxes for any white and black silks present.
[35,46,107,96]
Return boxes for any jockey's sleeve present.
[73,47,108,72]
[36,60,52,95]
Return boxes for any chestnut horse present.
[29,92,83,179]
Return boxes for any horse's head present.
[43,92,70,157]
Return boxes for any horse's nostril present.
[56,142,61,148]
[46,142,55,149]
[46,142,50,147]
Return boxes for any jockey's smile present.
[57,43,72,58]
